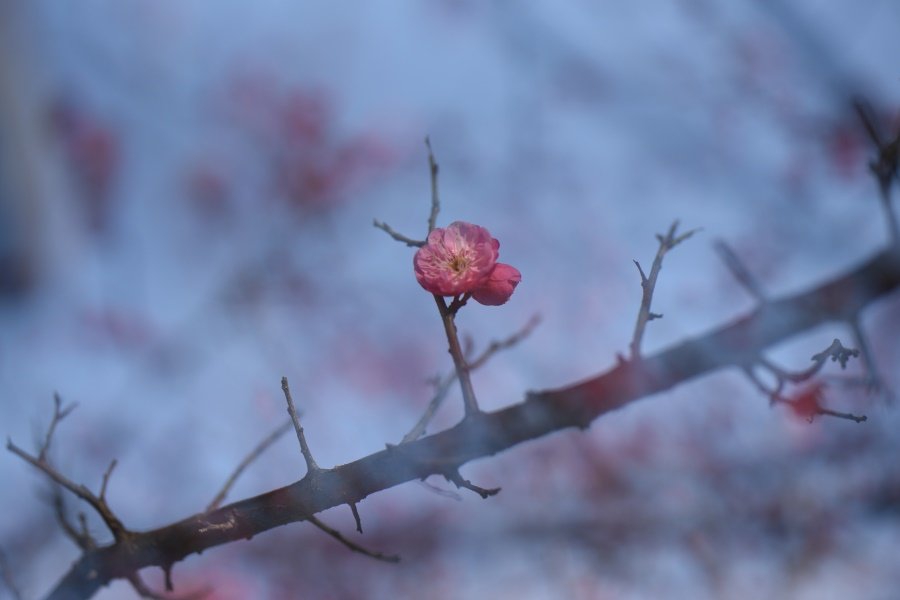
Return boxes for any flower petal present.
[471,263,521,306]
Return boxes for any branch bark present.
[40,244,900,600]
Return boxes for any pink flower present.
[414,222,499,296]
[471,263,522,306]
[413,221,521,305]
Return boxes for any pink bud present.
[471,263,522,306]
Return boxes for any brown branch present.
[854,99,899,243]
[745,338,867,423]
[32,243,900,600]
[306,514,400,563]
[402,315,540,443]
[443,469,501,499]
[38,393,77,462]
[425,137,441,234]
[281,377,320,474]
[434,295,481,417]
[629,221,699,359]
[372,220,425,247]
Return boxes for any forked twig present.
[630,221,699,359]
[402,315,541,443]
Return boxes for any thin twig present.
[401,315,541,443]
[443,469,501,499]
[629,221,699,359]
[854,99,900,245]
[713,240,766,302]
[38,392,77,462]
[425,137,441,233]
[758,338,858,384]
[100,459,118,502]
[281,377,320,474]
[207,420,293,512]
[307,515,400,563]
[372,219,426,247]
[745,338,867,423]
[434,295,480,417]
[8,440,128,540]
[50,489,93,550]
[349,503,362,534]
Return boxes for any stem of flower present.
[433,295,480,416]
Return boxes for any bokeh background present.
[2,1,900,598]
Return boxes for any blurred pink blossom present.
[471,262,522,306]
[414,221,519,305]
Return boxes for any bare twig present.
[372,219,425,247]
[307,515,400,563]
[401,315,541,443]
[99,459,117,502]
[8,440,128,540]
[52,489,94,550]
[207,420,293,512]
[38,392,77,462]
[713,240,766,302]
[281,377,320,474]
[854,99,900,244]
[434,295,481,417]
[348,502,362,534]
[758,338,859,383]
[443,469,501,499]
[745,338,867,423]
[0,548,23,600]
[630,221,699,359]
[9,397,129,541]
[425,137,441,233]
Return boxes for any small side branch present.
[425,137,441,233]
[854,99,900,245]
[434,295,481,417]
[714,240,766,302]
[8,396,128,541]
[401,315,540,443]
[744,338,867,423]
[207,419,293,512]
[443,469,501,499]
[281,377,320,474]
[38,392,77,462]
[372,220,425,247]
[307,515,400,563]
[629,221,699,360]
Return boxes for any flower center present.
[448,254,469,274]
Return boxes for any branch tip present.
[349,502,362,533]
[282,377,320,474]
[444,470,501,499]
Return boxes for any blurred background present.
[2,1,900,598]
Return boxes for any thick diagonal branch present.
[38,245,900,600]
